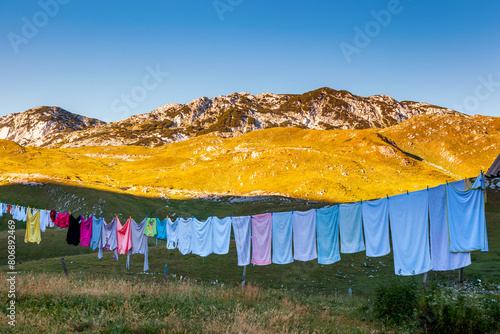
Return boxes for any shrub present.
[374,277,418,324]
[417,286,500,333]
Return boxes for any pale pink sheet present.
[251,213,272,265]
[116,217,132,255]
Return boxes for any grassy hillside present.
[0,183,498,333]
[382,114,500,178]
[3,114,496,203]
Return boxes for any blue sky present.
[0,0,499,122]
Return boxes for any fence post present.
[242,266,247,287]
[61,257,68,278]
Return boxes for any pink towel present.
[116,217,132,255]
[80,215,93,247]
[251,213,272,265]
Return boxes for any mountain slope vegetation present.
[0,114,496,203]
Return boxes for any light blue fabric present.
[156,218,167,240]
[292,209,317,262]
[362,198,390,257]
[272,211,293,264]
[177,218,193,255]
[339,202,365,254]
[166,218,179,249]
[192,217,213,257]
[98,217,118,261]
[389,190,432,276]
[316,206,341,265]
[232,216,251,266]
[128,218,149,271]
[446,173,488,252]
[90,216,104,250]
[212,216,231,255]
[429,184,471,270]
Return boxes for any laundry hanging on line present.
[1,173,488,276]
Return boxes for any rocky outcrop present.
[0,88,460,147]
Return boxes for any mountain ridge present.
[0,87,460,148]
[0,113,497,203]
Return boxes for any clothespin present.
[406,190,409,195]
[427,185,429,191]
[386,195,389,199]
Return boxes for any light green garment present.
[143,217,157,237]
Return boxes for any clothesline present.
[2,173,488,276]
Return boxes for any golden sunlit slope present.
[2,113,498,202]
[382,114,500,178]
[0,124,460,203]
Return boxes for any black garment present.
[66,214,81,246]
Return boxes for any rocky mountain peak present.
[0,88,461,148]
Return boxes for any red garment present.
[7,204,11,213]
[50,210,57,223]
[55,212,70,228]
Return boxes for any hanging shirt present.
[12,205,19,220]
[90,217,104,250]
[116,217,132,255]
[80,215,93,247]
[66,214,81,246]
[272,211,293,265]
[212,216,231,255]
[129,218,149,271]
[25,208,41,244]
[447,174,488,252]
[156,218,168,240]
[55,212,70,228]
[39,209,51,233]
[20,206,28,222]
[98,217,118,260]
[339,202,365,254]
[251,213,272,265]
[292,209,317,262]
[389,190,432,276]
[143,217,157,237]
[177,218,193,255]
[166,218,179,249]
[362,198,390,257]
[232,216,251,266]
[429,184,471,270]
[316,206,341,265]
[50,210,57,225]
[192,217,213,257]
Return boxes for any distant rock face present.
[0,106,105,147]
[0,88,460,147]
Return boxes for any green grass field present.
[0,183,499,332]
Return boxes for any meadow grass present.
[0,182,499,332]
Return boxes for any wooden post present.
[423,272,428,285]
[458,268,464,283]
[242,266,247,287]
[163,262,168,282]
[61,257,68,278]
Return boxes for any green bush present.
[417,287,500,333]
[374,278,418,324]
